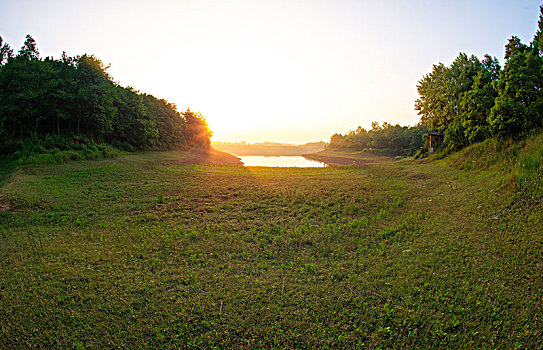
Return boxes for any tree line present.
[329,122,427,156]
[415,6,543,152]
[0,35,211,156]
[331,6,543,156]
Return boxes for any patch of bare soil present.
[0,195,10,212]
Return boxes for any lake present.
[238,156,326,167]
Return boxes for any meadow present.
[0,150,541,349]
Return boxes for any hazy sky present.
[1,0,541,143]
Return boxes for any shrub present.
[12,134,123,164]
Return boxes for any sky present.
[1,0,541,144]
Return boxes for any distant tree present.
[533,5,543,54]
[328,122,426,155]
[183,108,212,150]
[0,36,13,66]
[17,34,39,60]
[329,133,344,147]
[60,51,78,66]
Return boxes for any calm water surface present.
[238,156,326,167]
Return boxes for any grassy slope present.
[0,148,541,348]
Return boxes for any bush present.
[12,134,123,164]
[111,140,136,152]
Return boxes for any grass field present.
[1,150,542,348]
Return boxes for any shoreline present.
[303,150,391,168]
[175,148,244,165]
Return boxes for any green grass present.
[8,134,124,165]
[1,149,542,348]
[448,133,543,196]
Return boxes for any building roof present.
[428,131,444,136]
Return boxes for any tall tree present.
[533,5,543,54]
[142,94,186,149]
[112,87,158,149]
[415,53,481,136]
[0,35,209,155]
[74,54,116,136]
[17,34,39,60]
[183,108,212,150]
[0,36,13,66]
[458,55,500,144]
[489,37,543,137]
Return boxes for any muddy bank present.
[303,151,389,168]
[176,148,243,165]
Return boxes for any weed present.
[0,149,541,348]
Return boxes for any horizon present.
[211,140,328,145]
[1,0,541,144]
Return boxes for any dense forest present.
[331,6,543,157]
[0,35,211,162]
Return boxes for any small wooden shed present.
[428,131,444,154]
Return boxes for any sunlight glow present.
[238,156,326,167]
[1,0,539,143]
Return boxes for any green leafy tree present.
[112,87,158,149]
[17,34,39,60]
[0,36,13,66]
[75,54,116,137]
[416,54,481,134]
[442,54,483,149]
[533,5,543,54]
[142,94,186,149]
[415,53,500,150]
[183,108,212,150]
[458,55,500,144]
[0,35,209,155]
[410,4,543,155]
[415,63,454,131]
[328,122,426,156]
[489,37,543,138]
[0,57,46,139]
[39,58,80,135]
